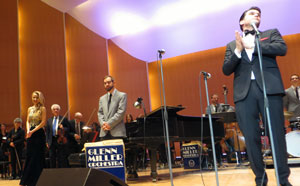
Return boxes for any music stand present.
[211,112,236,123]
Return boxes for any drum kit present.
[218,111,300,162]
[284,111,300,158]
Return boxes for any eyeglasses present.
[104,80,112,85]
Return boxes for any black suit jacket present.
[68,119,85,147]
[45,116,70,147]
[8,127,25,150]
[223,29,286,103]
[69,120,84,138]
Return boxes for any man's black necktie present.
[108,94,112,110]
[245,30,255,36]
[76,123,80,136]
[296,87,299,100]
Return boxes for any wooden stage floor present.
[1,163,299,186]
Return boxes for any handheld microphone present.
[201,71,211,79]
[250,21,260,35]
[158,49,165,54]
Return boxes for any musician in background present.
[8,118,25,180]
[206,94,229,167]
[90,122,100,142]
[284,74,300,130]
[69,112,85,153]
[98,75,127,140]
[125,114,134,123]
[45,104,70,168]
[0,123,9,176]
[206,94,225,114]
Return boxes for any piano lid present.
[146,105,185,118]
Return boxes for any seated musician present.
[206,94,235,166]
[80,122,100,143]
[125,114,134,124]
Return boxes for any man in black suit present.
[8,118,25,180]
[223,6,291,186]
[45,104,70,168]
[69,112,85,153]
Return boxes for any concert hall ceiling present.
[41,0,299,62]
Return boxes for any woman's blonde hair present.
[32,91,45,110]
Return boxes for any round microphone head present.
[134,101,141,109]
[158,49,165,54]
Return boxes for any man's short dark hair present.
[290,74,299,80]
[211,94,218,99]
[103,75,114,82]
[239,6,261,30]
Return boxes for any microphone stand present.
[202,72,219,186]
[254,32,280,186]
[158,51,174,186]
[141,100,147,171]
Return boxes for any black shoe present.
[8,176,16,180]
[256,184,267,186]
[281,182,292,186]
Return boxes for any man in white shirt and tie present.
[284,74,300,130]
[45,104,70,168]
[98,75,127,140]
[69,112,85,152]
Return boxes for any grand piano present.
[68,105,225,181]
[125,105,225,181]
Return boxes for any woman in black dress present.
[20,91,46,186]
[0,123,9,176]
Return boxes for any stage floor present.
[1,163,299,186]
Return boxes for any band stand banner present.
[182,141,202,169]
[84,139,126,182]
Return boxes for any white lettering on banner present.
[87,146,124,168]
[88,154,123,162]
[88,161,124,168]
[87,147,118,155]
[182,145,200,158]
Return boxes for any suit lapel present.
[241,50,251,63]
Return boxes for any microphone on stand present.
[250,21,260,35]
[223,85,228,95]
[201,71,212,79]
[158,49,165,54]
